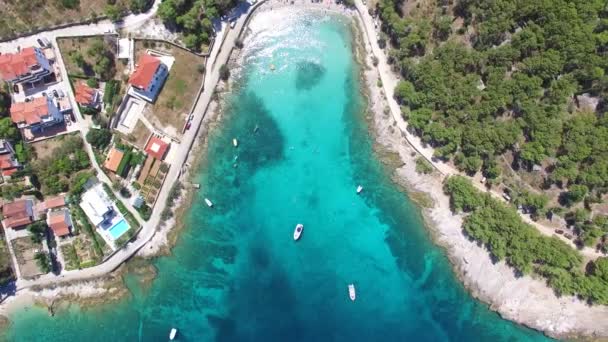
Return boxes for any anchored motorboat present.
[169,328,177,340]
[348,284,356,301]
[233,138,238,147]
[205,198,213,207]
[356,185,363,194]
[293,223,304,241]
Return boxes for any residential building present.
[36,194,66,215]
[128,54,168,102]
[10,96,64,132]
[80,184,114,227]
[79,182,130,245]
[144,136,170,161]
[0,47,52,85]
[47,209,72,237]
[74,82,99,108]
[104,147,124,173]
[0,140,20,179]
[1,199,34,230]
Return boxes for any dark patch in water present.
[295,61,326,91]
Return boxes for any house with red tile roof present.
[74,82,99,108]
[36,195,66,215]
[104,147,124,173]
[2,199,34,230]
[144,136,170,160]
[128,54,168,102]
[0,140,20,180]
[0,47,52,85]
[47,209,72,237]
[10,96,64,133]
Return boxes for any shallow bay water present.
[4,11,550,341]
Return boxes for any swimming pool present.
[107,219,130,240]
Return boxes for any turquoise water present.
[108,219,130,240]
[4,12,550,341]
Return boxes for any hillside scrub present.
[444,176,608,304]
[378,0,608,197]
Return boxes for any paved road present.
[352,0,604,260]
[0,0,161,54]
[13,1,264,290]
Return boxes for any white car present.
[230,21,236,29]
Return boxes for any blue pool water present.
[108,219,129,240]
[2,10,551,341]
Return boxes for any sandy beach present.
[2,2,608,339]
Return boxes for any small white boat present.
[356,185,363,194]
[348,284,356,301]
[169,328,177,340]
[233,138,238,147]
[205,198,213,207]
[293,223,304,241]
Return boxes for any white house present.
[80,183,114,226]
[128,54,168,102]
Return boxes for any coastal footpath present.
[351,0,608,338]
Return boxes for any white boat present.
[169,328,177,340]
[348,284,356,301]
[205,198,213,207]
[293,224,304,241]
[233,138,238,147]
[356,185,363,194]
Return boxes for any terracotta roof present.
[3,199,29,217]
[1,168,18,177]
[145,136,169,160]
[10,97,50,125]
[104,148,124,172]
[129,54,160,89]
[0,47,39,81]
[0,154,15,169]
[74,82,97,105]
[2,215,31,229]
[48,210,70,236]
[41,195,65,210]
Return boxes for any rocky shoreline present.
[351,8,608,339]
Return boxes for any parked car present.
[57,89,65,98]
[185,121,192,130]
[42,38,51,47]
[230,20,236,29]
[37,39,45,48]
[52,89,59,98]
[564,233,573,240]
[555,229,564,235]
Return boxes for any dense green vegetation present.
[31,135,91,195]
[158,0,236,50]
[86,128,113,150]
[0,236,14,285]
[34,251,51,274]
[444,176,608,303]
[415,156,433,174]
[69,37,117,80]
[27,222,47,244]
[378,0,608,201]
